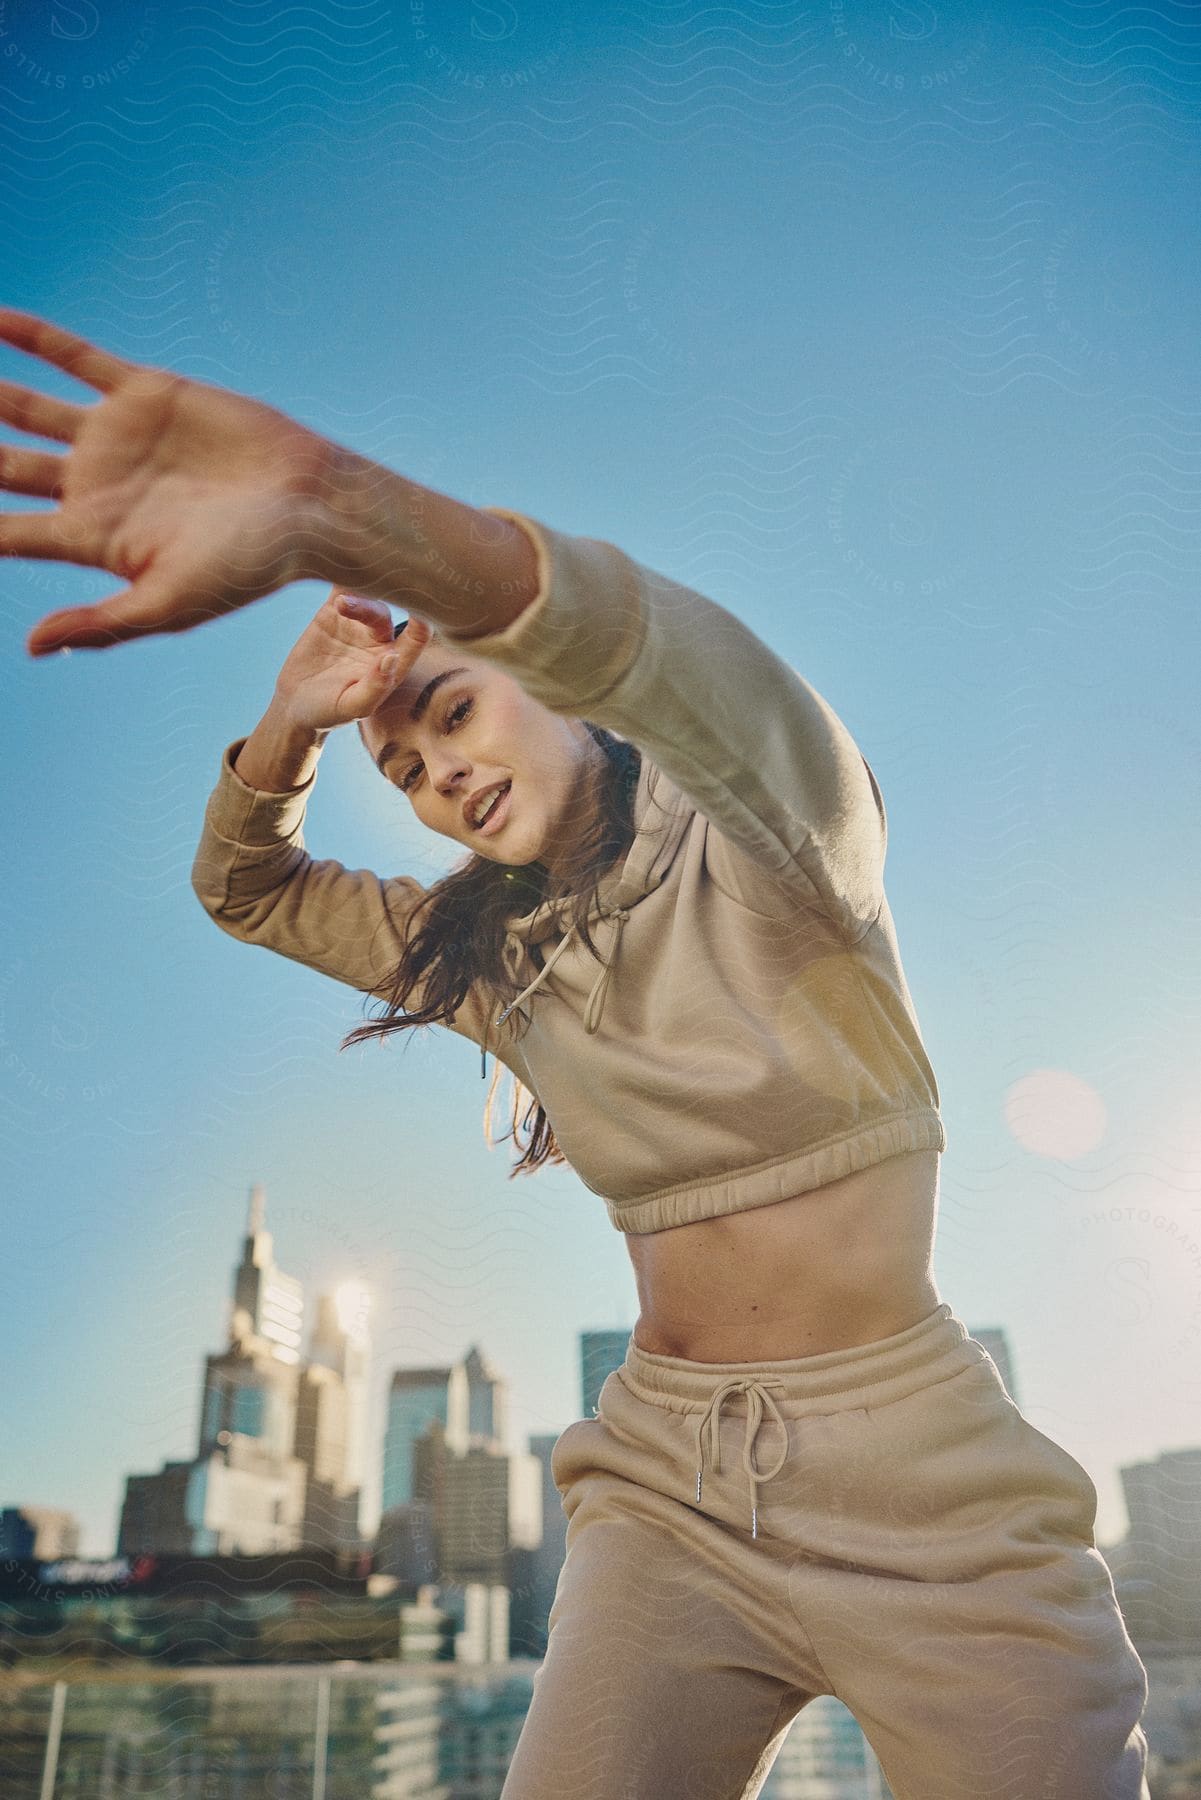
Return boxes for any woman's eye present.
[397,696,472,793]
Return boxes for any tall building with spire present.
[198,1185,306,1458]
[118,1186,370,1557]
[231,1181,305,1363]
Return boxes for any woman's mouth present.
[468,781,512,836]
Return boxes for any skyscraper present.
[308,1284,371,1490]
[515,1433,568,1659]
[382,1366,468,1513]
[199,1342,298,1463]
[1117,1446,1201,1649]
[376,1346,537,1660]
[580,1329,631,1418]
[294,1287,372,1549]
[233,1183,305,1358]
[179,1186,310,1552]
[439,1445,542,1587]
[463,1344,506,1446]
[197,1184,308,1462]
[118,1186,370,1557]
[0,1508,80,1560]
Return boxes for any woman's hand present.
[0,308,341,656]
[230,592,432,791]
[274,590,433,733]
[1,307,540,659]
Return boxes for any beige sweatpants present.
[502,1302,1150,1800]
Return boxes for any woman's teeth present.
[472,783,509,828]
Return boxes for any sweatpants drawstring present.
[692,1377,790,1539]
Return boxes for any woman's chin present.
[479,832,542,868]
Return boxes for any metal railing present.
[2,1663,893,1799]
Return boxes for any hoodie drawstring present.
[692,1377,790,1540]
[582,908,630,1034]
[491,907,631,1042]
[495,925,581,1028]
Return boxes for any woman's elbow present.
[189,850,270,939]
[190,842,235,922]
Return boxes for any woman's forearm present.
[0,308,543,655]
[304,445,541,636]
[233,697,330,792]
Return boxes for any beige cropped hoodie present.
[191,508,946,1235]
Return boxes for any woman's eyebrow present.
[373,667,470,775]
[411,667,469,724]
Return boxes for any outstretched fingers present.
[402,615,433,655]
[0,378,85,443]
[0,309,138,394]
[26,604,132,656]
[0,445,65,498]
[25,572,201,657]
[0,511,96,565]
[332,590,395,634]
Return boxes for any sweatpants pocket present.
[550,1419,593,1496]
[1008,1409,1100,1541]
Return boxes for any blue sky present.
[2,2,1200,1554]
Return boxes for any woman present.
[2,309,1150,1798]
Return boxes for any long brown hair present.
[342,646,642,1174]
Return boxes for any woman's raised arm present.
[0,308,538,655]
[438,507,890,940]
[190,590,489,1040]
[235,585,432,788]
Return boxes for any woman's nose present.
[429,751,470,796]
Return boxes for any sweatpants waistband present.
[619,1301,982,1418]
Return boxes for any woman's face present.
[360,635,601,869]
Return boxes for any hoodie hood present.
[485,757,692,1044]
[502,756,691,949]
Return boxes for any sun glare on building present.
[334,1279,372,1345]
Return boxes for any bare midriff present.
[625,1149,942,1363]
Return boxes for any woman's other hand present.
[0,308,342,657]
[274,590,432,734]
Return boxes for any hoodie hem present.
[603,1110,946,1235]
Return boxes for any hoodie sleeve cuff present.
[202,738,319,847]
[437,507,647,716]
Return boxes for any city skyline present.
[7,1182,1194,1567]
[7,1188,1199,1787]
